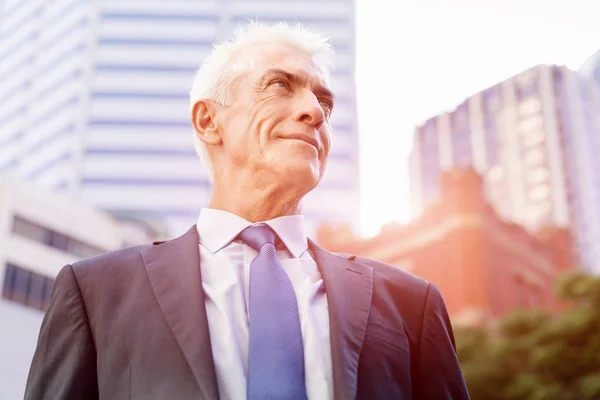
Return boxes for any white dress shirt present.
[197,208,333,400]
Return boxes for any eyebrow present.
[259,68,335,104]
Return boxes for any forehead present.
[241,43,330,87]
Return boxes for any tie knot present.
[238,225,277,250]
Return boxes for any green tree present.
[456,272,600,400]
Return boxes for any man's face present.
[216,43,333,191]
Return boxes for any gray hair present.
[189,21,334,180]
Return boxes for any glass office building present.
[0,0,360,237]
[409,64,600,273]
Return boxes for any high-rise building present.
[409,64,600,273]
[0,0,360,237]
[575,50,600,273]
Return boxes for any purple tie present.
[239,225,307,400]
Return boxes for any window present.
[452,129,472,166]
[527,167,550,185]
[522,130,545,147]
[2,263,54,311]
[13,217,48,243]
[552,67,564,86]
[49,231,69,251]
[420,118,438,145]
[524,148,545,167]
[516,69,539,100]
[518,98,542,117]
[518,115,543,133]
[529,184,550,202]
[12,216,105,258]
[452,103,469,131]
[483,88,501,115]
[28,273,48,310]
[516,68,538,87]
[11,265,30,305]
[517,83,539,100]
[485,128,499,165]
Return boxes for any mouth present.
[284,134,319,150]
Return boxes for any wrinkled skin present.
[192,43,335,222]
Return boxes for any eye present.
[269,79,288,89]
[320,100,333,116]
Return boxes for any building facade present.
[409,64,600,273]
[0,0,360,237]
[318,169,573,325]
[576,50,600,272]
[0,177,158,399]
[580,49,600,88]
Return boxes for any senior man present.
[25,22,470,400]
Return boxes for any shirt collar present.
[196,208,309,258]
[265,214,309,258]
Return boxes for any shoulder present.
[48,244,154,319]
[342,254,443,338]
[344,253,431,299]
[65,244,153,287]
[67,225,197,286]
[71,244,152,273]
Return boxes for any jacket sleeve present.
[412,283,471,399]
[24,264,99,400]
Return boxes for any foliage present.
[455,272,600,400]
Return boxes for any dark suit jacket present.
[25,225,470,399]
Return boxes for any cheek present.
[221,116,246,145]
[219,114,254,162]
[248,99,275,128]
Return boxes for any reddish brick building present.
[317,168,574,325]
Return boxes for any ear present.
[191,100,222,145]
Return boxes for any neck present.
[208,170,305,223]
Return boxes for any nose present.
[294,90,325,129]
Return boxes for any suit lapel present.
[141,226,219,400]
[139,227,372,400]
[309,240,373,400]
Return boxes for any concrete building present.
[554,65,600,275]
[318,169,574,326]
[409,64,600,273]
[0,177,158,399]
[0,0,360,237]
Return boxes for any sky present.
[354,0,600,236]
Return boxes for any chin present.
[279,162,321,191]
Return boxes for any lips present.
[285,134,319,150]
